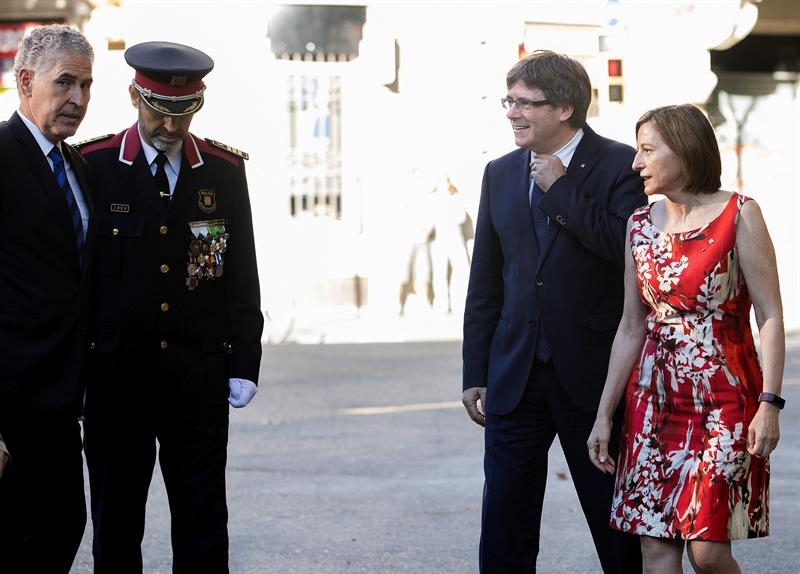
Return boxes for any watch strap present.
[758,392,786,409]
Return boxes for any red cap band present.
[134,72,205,97]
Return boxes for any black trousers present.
[480,359,642,574]
[0,418,86,574]
[84,415,230,574]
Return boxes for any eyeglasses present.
[500,97,552,111]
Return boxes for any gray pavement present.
[70,324,800,573]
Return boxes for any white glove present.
[228,378,258,408]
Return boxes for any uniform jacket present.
[0,112,94,421]
[462,125,645,414]
[79,124,263,421]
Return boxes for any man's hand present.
[530,153,567,192]
[462,387,487,427]
[228,378,258,408]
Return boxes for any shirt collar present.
[18,110,61,158]
[530,127,584,168]
[137,124,182,173]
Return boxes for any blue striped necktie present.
[49,146,85,267]
[530,178,551,361]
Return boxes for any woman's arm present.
[588,217,649,473]
[737,199,784,458]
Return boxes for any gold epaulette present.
[73,133,114,148]
[205,138,249,160]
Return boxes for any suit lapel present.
[566,125,601,188]
[9,113,69,216]
[512,149,540,259]
[535,127,604,270]
[9,113,88,274]
[64,143,94,222]
[63,143,95,279]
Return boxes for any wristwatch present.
[758,392,786,410]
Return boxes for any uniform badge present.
[186,219,228,290]
[198,189,216,214]
[110,203,130,213]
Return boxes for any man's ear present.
[128,85,140,109]
[559,105,575,123]
[18,69,33,97]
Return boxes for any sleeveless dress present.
[610,192,769,541]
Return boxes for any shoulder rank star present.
[205,138,249,160]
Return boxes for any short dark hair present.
[506,50,591,128]
[636,104,721,194]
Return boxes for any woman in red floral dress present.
[587,104,784,573]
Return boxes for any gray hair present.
[14,24,94,76]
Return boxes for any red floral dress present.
[611,192,769,541]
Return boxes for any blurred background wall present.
[1,0,797,334]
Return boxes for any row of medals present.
[186,233,228,290]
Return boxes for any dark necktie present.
[529,178,550,250]
[49,146,85,267]
[530,178,551,361]
[154,152,170,207]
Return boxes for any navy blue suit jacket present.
[462,125,645,415]
[0,112,94,421]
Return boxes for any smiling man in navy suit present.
[462,50,645,573]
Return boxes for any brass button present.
[159,225,168,235]
[112,228,119,236]
[160,302,170,312]
[160,340,168,350]
[160,264,169,273]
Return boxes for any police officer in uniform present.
[79,41,264,574]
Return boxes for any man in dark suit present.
[462,50,645,573]
[78,42,264,574]
[0,24,94,573]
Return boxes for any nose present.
[69,84,89,106]
[632,150,644,172]
[163,116,178,131]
